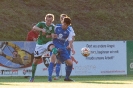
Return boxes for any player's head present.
[31,23,39,34]
[62,17,71,29]
[45,14,54,26]
[60,14,68,23]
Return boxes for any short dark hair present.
[63,17,71,25]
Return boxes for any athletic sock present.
[56,63,61,77]
[65,65,72,79]
[48,62,54,80]
[31,63,37,78]
[52,48,58,55]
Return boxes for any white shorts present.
[34,41,53,57]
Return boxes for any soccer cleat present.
[54,77,59,80]
[48,77,52,82]
[64,78,74,82]
[29,77,34,82]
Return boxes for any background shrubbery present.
[0,0,133,41]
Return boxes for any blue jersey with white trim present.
[56,24,62,26]
[53,25,71,48]
[56,24,74,47]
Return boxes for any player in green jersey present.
[29,13,58,82]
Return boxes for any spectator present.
[26,23,39,41]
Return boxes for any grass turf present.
[0,76,133,88]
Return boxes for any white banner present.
[0,63,57,76]
[0,41,127,76]
[66,41,127,76]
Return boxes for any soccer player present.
[54,14,76,80]
[48,17,75,82]
[29,13,58,82]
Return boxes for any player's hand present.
[42,28,46,35]
[46,35,51,38]
[76,61,78,64]
[51,34,58,38]
[33,38,37,41]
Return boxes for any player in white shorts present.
[29,14,58,82]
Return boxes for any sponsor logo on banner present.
[43,68,48,71]
[23,69,32,75]
[42,67,56,73]
[130,62,133,69]
[74,65,96,74]
[0,69,18,75]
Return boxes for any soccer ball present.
[81,47,90,57]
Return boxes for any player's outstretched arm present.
[33,26,46,34]
[51,33,58,38]
[69,40,75,55]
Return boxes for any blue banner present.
[0,41,36,68]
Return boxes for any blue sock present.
[56,63,61,77]
[65,65,72,79]
[48,62,54,81]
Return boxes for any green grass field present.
[0,76,133,88]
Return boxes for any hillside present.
[0,0,133,41]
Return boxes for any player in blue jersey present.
[54,14,76,80]
[48,17,75,82]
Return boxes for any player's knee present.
[66,60,73,66]
[48,44,54,51]
[69,62,73,66]
[33,57,41,64]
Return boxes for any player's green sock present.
[52,48,58,55]
[31,63,37,78]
